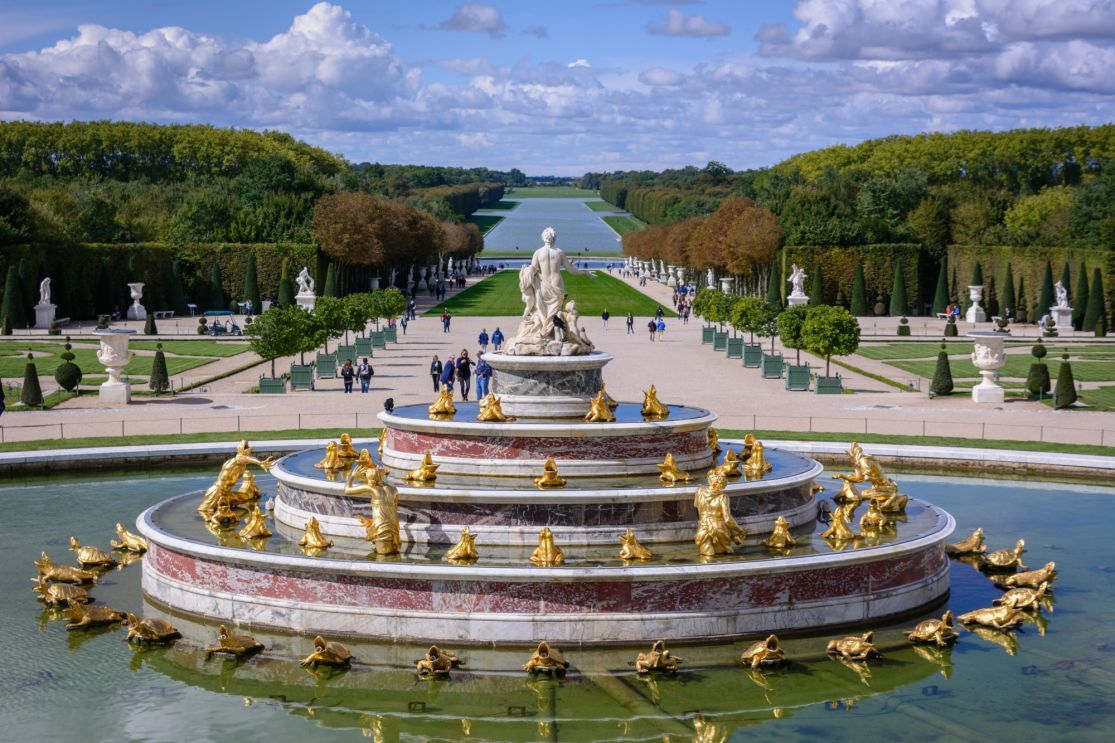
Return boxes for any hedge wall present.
[782,244,930,314]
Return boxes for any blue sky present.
[2,1,1114,175]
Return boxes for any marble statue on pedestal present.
[295,267,316,311]
[34,277,56,329]
[39,278,51,305]
[787,263,809,306]
[1050,280,1073,333]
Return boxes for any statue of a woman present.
[693,470,746,556]
[39,277,51,305]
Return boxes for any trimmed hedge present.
[782,244,925,313]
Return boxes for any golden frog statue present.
[905,611,959,647]
[65,602,127,631]
[826,631,881,661]
[110,522,148,553]
[416,645,460,675]
[446,528,479,562]
[832,478,863,506]
[708,427,722,455]
[377,429,387,456]
[205,625,264,658]
[300,635,353,667]
[530,527,565,566]
[761,516,797,550]
[601,382,618,410]
[198,440,274,515]
[635,640,682,673]
[858,501,889,533]
[995,561,1056,589]
[237,504,272,540]
[534,458,566,488]
[348,465,401,556]
[69,536,118,568]
[34,552,97,585]
[124,614,181,645]
[583,388,616,422]
[206,497,240,529]
[740,634,787,668]
[833,441,902,504]
[821,502,857,542]
[945,527,987,557]
[994,583,1051,612]
[522,641,568,675]
[428,385,457,417]
[958,605,1026,630]
[694,469,746,556]
[641,385,669,417]
[743,438,772,478]
[981,538,1027,571]
[403,452,439,483]
[31,577,89,608]
[717,449,743,478]
[299,516,333,551]
[337,433,359,462]
[657,452,692,483]
[618,528,654,560]
[314,441,344,471]
[477,392,515,422]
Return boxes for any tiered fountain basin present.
[138,440,954,645]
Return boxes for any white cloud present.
[438,4,507,39]
[567,58,592,68]
[638,66,684,85]
[647,9,730,38]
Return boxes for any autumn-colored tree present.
[313,192,391,266]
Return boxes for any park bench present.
[701,326,715,344]
[785,363,811,391]
[290,364,314,390]
[814,373,844,395]
[713,331,728,351]
[355,337,374,357]
[384,326,398,343]
[258,375,286,394]
[316,353,337,378]
[761,351,784,378]
[726,337,744,358]
[153,310,175,319]
[370,331,387,349]
[336,344,357,366]
[742,344,762,368]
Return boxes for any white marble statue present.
[788,264,807,298]
[38,277,51,305]
[1053,280,1069,309]
[507,227,595,356]
[295,267,315,295]
[389,268,397,287]
[707,268,715,288]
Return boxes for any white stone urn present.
[667,265,678,287]
[967,330,1008,403]
[719,277,736,293]
[965,285,986,323]
[676,266,687,284]
[126,282,147,321]
[93,328,136,404]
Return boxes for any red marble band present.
[387,428,710,461]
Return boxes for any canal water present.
[479,198,625,254]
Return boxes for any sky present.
[2,1,1115,175]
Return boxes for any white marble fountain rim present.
[136,496,954,583]
[376,408,717,436]
[482,351,613,369]
[270,454,822,503]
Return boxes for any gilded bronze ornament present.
[31,577,89,607]
[693,469,746,556]
[530,527,565,566]
[228,471,262,505]
[65,601,127,630]
[237,504,272,540]
[124,614,181,645]
[300,635,354,667]
[717,449,743,478]
[958,605,1026,630]
[641,385,669,417]
[820,502,857,542]
[477,392,515,421]
[994,583,1051,612]
[446,528,479,562]
[522,641,568,675]
[761,516,797,550]
[428,385,457,417]
[583,388,616,422]
[299,517,334,551]
[945,528,987,557]
[416,645,460,675]
[69,536,118,568]
[834,442,904,510]
[635,640,682,673]
[657,452,692,483]
[207,498,240,528]
[905,611,959,647]
[743,438,772,477]
[205,625,264,658]
[534,458,567,488]
[618,528,654,560]
[832,478,863,506]
[981,538,1027,571]
[337,433,359,462]
[314,441,344,471]
[34,552,97,585]
[858,501,889,533]
[707,427,721,455]
[995,561,1056,589]
[198,440,274,515]
[967,625,1019,655]
[403,452,439,483]
[110,522,148,553]
[377,429,387,456]
[826,631,881,660]
[740,634,787,668]
[348,464,401,556]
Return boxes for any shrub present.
[21,352,42,406]
[1053,351,1077,409]
[144,312,157,335]
[766,259,782,308]
[931,259,948,316]
[897,316,911,336]
[889,263,908,316]
[244,252,262,310]
[930,341,954,396]
[1026,343,1049,398]
[149,342,170,394]
[777,304,810,365]
[851,263,867,316]
[197,317,209,336]
[324,262,338,297]
[944,316,958,337]
[801,305,860,376]
[47,319,60,336]
[96,314,110,329]
[2,265,23,330]
[1085,266,1105,333]
[53,338,82,391]
[277,257,294,308]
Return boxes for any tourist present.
[0,383,5,418]
[407,299,417,319]
[601,308,610,330]
[440,354,456,392]
[492,327,504,351]
[456,350,475,401]
[682,305,690,325]
[441,310,452,333]
[479,328,489,351]
[655,305,664,321]
[430,355,443,392]
[400,314,408,335]
[626,312,634,334]
[475,352,492,399]
[647,319,657,341]
[358,357,374,393]
[340,359,355,393]
[656,317,666,340]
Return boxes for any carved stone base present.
[295,292,316,311]
[34,303,56,329]
[486,351,612,418]
[127,303,147,321]
[787,295,809,307]
[99,382,132,404]
[971,377,1005,404]
[1051,306,1073,333]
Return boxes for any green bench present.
[316,353,337,379]
[701,327,715,344]
[761,351,784,378]
[384,326,397,343]
[290,364,315,390]
[726,338,744,358]
[742,344,762,368]
[258,376,286,394]
[355,337,374,358]
[814,373,844,395]
[784,363,811,391]
[336,344,356,366]
[713,331,728,351]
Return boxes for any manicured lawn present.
[468,214,504,235]
[1068,385,1115,411]
[130,340,249,357]
[505,186,598,198]
[602,215,647,236]
[0,341,218,379]
[857,342,977,360]
[888,355,1115,383]
[425,270,677,318]
[584,200,620,212]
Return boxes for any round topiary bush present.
[897,316,911,337]
[197,317,209,336]
[1031,340,1047,359]
[149,342,170,394]
[96,315,109,330]
[53,337,83,391]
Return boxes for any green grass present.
[857,340,1115,361]
[481,200,520,210]
[505,186,597,198]
[468,214,504,235]
[0,341,218,379]
[1065,385,1115,411]
[0,428,383,453]
[888,356,1115,383]
[585,200,620,212]
[602,215,647,236]
[130,340,249,357]
[425,270,677,317]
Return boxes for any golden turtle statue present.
[618,528,654,560]
[34,552,97,585]
[298,517,333,551]
[205,625,264,658]
[124,614,181,645]
[416,645,460,676]
[522,641,568,675]
[69,536,118,568]
[761,516,797,550]
[958,605,1026,630]
[981,538,1027,572]
[65,601,127,631]
[31,576,90,607]
[404,452,439,483]
[657,453,692,483]
[446,528,479,562]
[826,631,881,661]
[428,385,457,417]
[110,522,148,553]
[740,634,787,668]
[905,611,959,647]
[994,584,1051,612]
[534,458,566,488]
[530,527,565,566]
[945,528,986,557]
[300,635,354,667]
[641,385,669,417]
[635,640,682,674]
[995,561,1056,589]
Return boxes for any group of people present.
[430,349,493,401]
[338,357,375,393]
[942,303,963,319]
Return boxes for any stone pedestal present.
[719,277,735,293]
[965,285,986,323]
[967,331,1008,404]
[34,303,56,329]
[487,351,613,418]
[93,328,136,405]
[787,295,809,307]
[295,293,316,311]
[1051,306,1073,334]
[369,277,381,290]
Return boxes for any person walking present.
[456,350,475,401]
[478,328,490,352]
[491,327,504,351]
[358,357,373,393]
[442,311,452,333]
[440,354,456,393]
[400,314,408,335]
[682,305,690,325]
[647,319,657,341]
[340,359,355,393]
[430,355,443,392]
[407,299,417,320]
[601,308,610,330]
[655,305,664,321]
[475,352,492,399]
[656,317,666,341]
[626,312,634,334]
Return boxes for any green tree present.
[18,257,32,325]
[168,259,188,316]
[970,261,984,288]
[851,263,868,316]
[777,304,810,365]
[94,262,113,316]
[889,262,908,316]
[801,305,860,376]
[766,260,782,308]
[1072,261,1089,330]
[1016,273,1029,323]
[312,295,346,352]
[931,258,948,316]
[1053,351,1078,409]
[376,287,407,322]
[809,263,824,304]
[21,353,42,406]
[930,341,954,396]
[1037,260,1054,317]
[341,293,376,342]
[729,295,773,344]
[1026,341,1050,398]
[244,252,262,310]
[247,305,321,376]
[149,343,170,394]
[53,337,82,392]
[1085,266,1106,334]
[277,258,295,308]
[324,263,338,298]
[1,265,23,331]
[1000,263,1016,317]
[209,263,226,311]
[1060,262,1072,306]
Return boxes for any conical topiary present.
[931,258,948,316]
[1026,340,1050,398]
[1037,260,1054,317]
[944,315,958,337]
[94,262,113,316]
[277,258,295,308]
[851,263,868,316]
[1000,263,1016,318]
[244,252,262,311]
[1060,262,1071,306]
[144,311,157,335]
[889,262,907,316]
[1016,274,1028,323]
[930,341,954,396]
[1072,260,1088,330]
[53,337,82,392]
[766,259,782,308]
[18,257,33,325]
[985,275,999,318]
[970,260,983,290]
[2,265,24,330]
[209,263,226,311]
[1085,266,1105,335]
[1053,351,1077,409]
[809,262,823,305]
[21,352,42,407]
[897,316,911,336]
[168,259,188,316]
[149,342,170,394]
[324,263,338,297]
